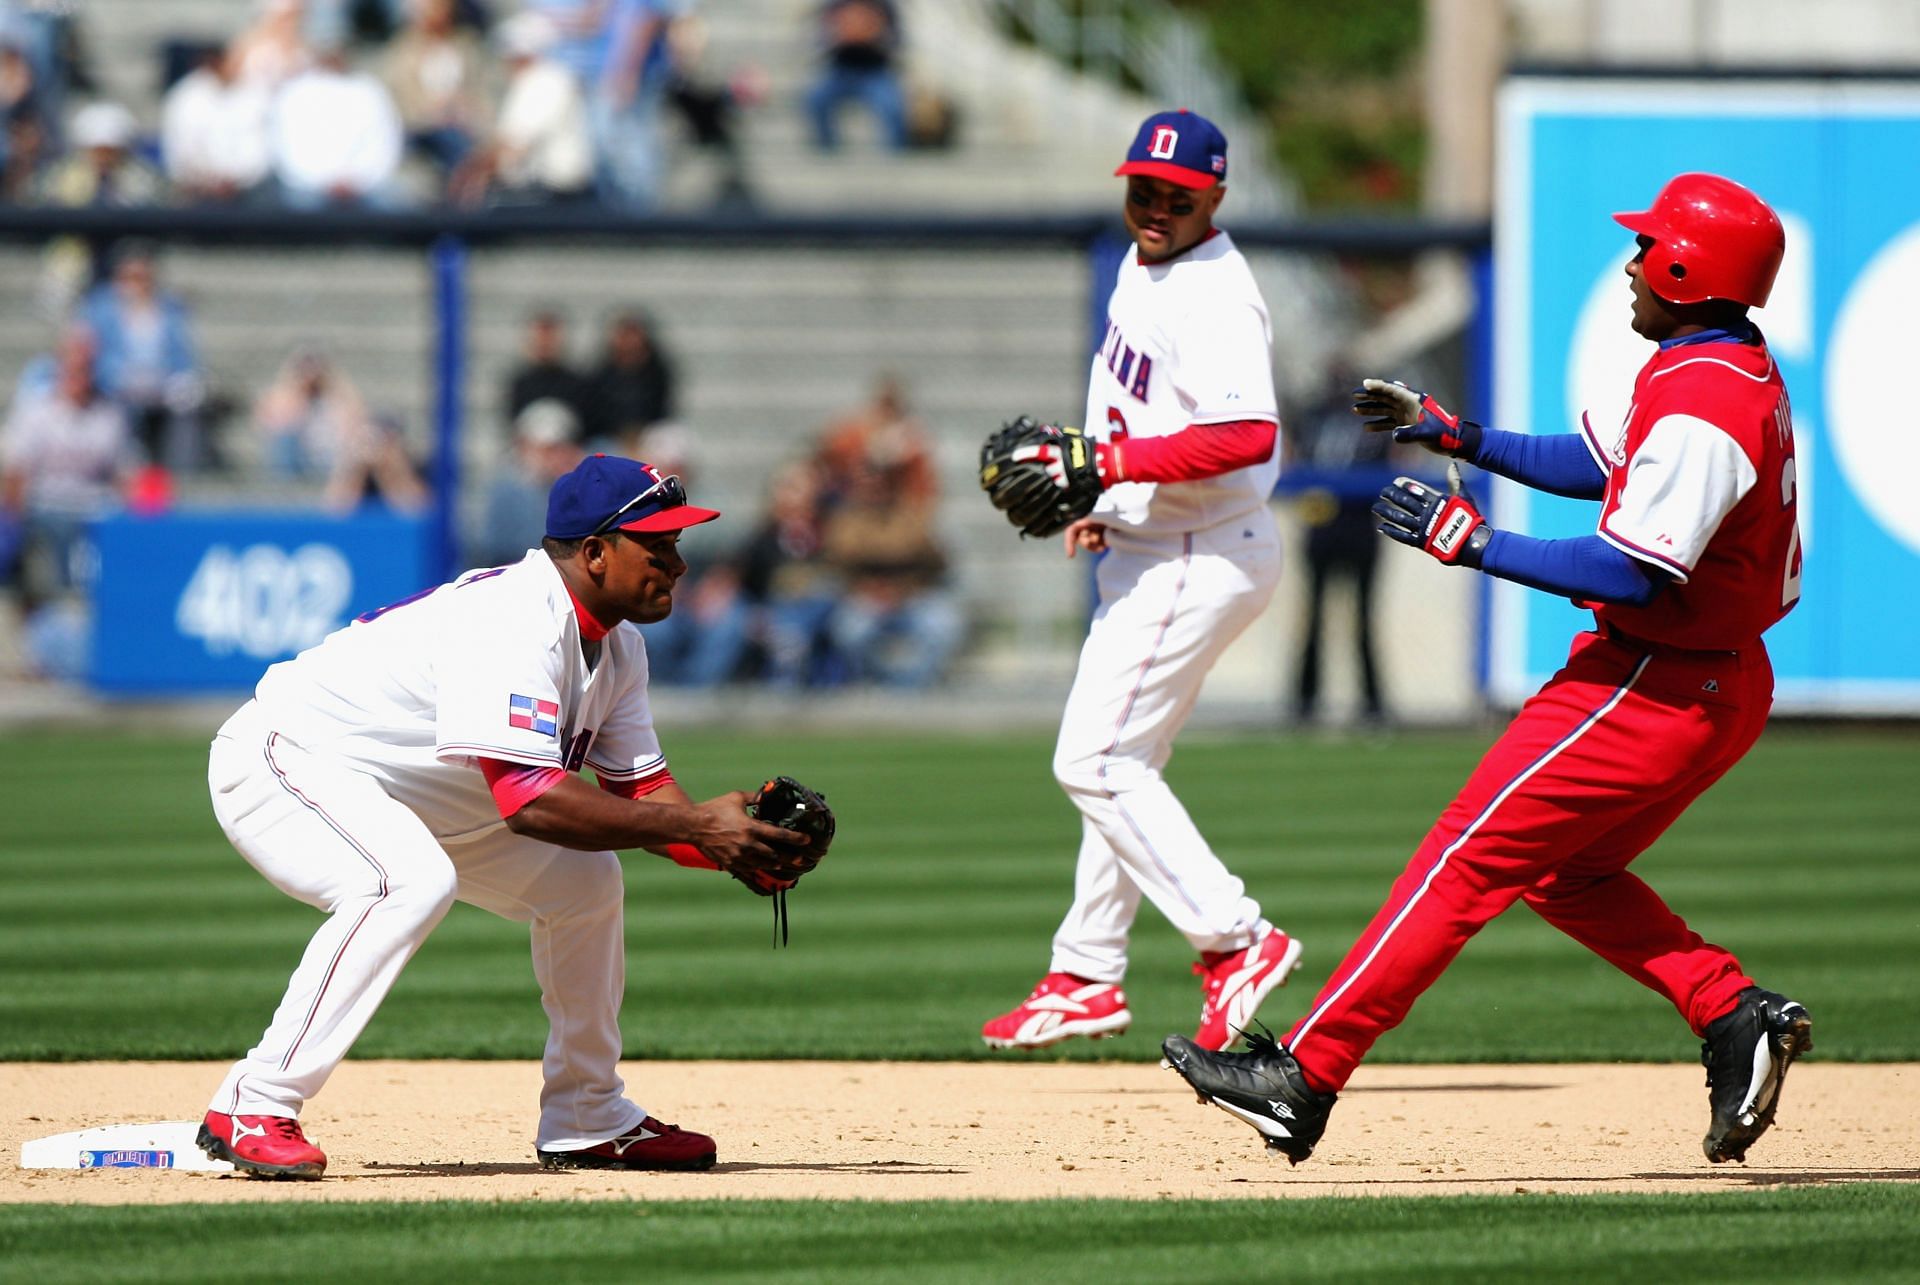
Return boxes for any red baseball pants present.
[1287,629,1773,1093]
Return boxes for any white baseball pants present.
[205,703,648,1150]
[1049,516,1282,982]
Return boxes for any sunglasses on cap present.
[592,473,687,536]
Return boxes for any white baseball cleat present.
[981,972,1132,1048]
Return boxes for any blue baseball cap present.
[545,454,720,539]
[1115,109,1227,190]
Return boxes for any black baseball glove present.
[742,776,835,945]
[979,416,1103,538]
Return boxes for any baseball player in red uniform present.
[980,110,1301,1053]
[195,455,808,1179]
[1163,173,1814,1167]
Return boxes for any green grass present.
[2,726,1917,1063]
[2,1187,1917,1282]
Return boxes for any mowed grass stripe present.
[1,1188,1917,1283]
[2,727,1915,1062]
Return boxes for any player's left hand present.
[979,417,1107,539]
[1374,468,1492,567]
[1352,379,1482,459]
[1010,436,1115,491]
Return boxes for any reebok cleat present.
[1701,986,1814,1164]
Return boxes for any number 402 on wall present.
[174,542,355,661]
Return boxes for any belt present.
[1598,623,1743,660]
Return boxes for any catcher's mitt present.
[743,776,835,946]
[979,416,1102,538]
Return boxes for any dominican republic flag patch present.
[508,694,560,737]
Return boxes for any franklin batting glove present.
[1352,379,1483,459]
[1373,471,1492,567]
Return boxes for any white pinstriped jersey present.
[1084,229,1281,537]
[247,549,664,841]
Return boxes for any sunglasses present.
[591,473,686,536]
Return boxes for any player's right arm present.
[1353,379,1606,500]
[488,764,802,875]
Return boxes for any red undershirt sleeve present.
[478,757,568,819]
[1106,418,1277,485]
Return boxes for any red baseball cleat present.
[197,1110,327,1180]
[536,1116,717,1171]
[981,971,1132,1048]
[1192,927,1303,1051]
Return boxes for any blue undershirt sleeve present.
[1480,530,1665,606]
[1470,429,1608,499]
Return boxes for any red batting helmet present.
[1613,173,1785,308]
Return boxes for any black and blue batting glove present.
[1352,379,1483,459]
[1373,472,1492,567]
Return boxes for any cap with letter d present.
[1115,109,1227,190]
[545,454,720,539]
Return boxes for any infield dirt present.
[5,1060,1915,1203]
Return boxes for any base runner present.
[1165,173,1813,1167]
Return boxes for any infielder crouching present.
[198,456,811,1178]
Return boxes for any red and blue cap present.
[1115,109,1227,190]
[545,454,720,538]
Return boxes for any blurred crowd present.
[0,0,948,218]
[474,345,963,690]
[0,0,974,687]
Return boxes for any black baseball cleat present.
[1161,1029,1337,1165]
[1700,986,1814,1164]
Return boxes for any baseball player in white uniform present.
[982,110,1301,1052]
[196,455,809,1179]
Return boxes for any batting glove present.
[1010,426,1116,489]
[1352,379,1483,459]
[1373,469,1491,567]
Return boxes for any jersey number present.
[1105,406,1129,441]
[1780,456,1803,609]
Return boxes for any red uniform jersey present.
[1578,336,1801,650]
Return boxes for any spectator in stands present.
[661,13,763,210]
[589,0,679,210]
[502,308,589,435]
[1,323,137,677]
[0,0,89,153]
[737,459,840,688]
[268,41,408,209]
[34,101,167,314]
[229,0,312,96]
[162,46,273,204]
[35,100,163,209]
[252,344,374,480]
[470,397,586,568]
[0,33,47,200]
[449,12,593,207]
[323,408,429,514]
[81,241,210,474]
[815,372,936,505]
[585,308,675,443]
[382,0,490,179]
[806,0,907,151]
[818,450,962,687]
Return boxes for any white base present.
[20,1121,235,1172]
